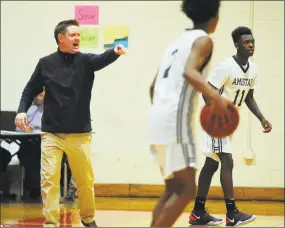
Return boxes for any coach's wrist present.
[260,117,267,123]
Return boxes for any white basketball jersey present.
[148,29,211,144]
[202,57,258,155]
[208,56,258,109]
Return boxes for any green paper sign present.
[80,28,99,48]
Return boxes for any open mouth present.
[73,43,79,48]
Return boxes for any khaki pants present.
[41,132,95,226]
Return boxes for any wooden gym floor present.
[1,197,284,227]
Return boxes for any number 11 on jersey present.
[233,89,245,106]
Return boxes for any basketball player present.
[147,0,236,226]
[188,26,272,226]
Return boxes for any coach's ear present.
[234,42,239,49]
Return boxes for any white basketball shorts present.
[202,131,232,162]
[150,144,196,180]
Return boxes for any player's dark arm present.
[17,60,44,113]
[87,49,120,72]
[245,89,272,132]
[183,36,220,100]
[150,73,157,104]
[202,82,219,104]
[244,89,265,121]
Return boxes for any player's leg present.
[152,167,196,227]
[189,157,222,226]
[151,144,196,227]
[218,153,256,226]
[149,145,173,226]
[41,132,64,227]
[150,145,172,226]
[151,174,195,226]
[218,153,234,200]
[150,179,175,226]
[64,133,97,227]
[189,134,223,226]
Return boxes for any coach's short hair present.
[54,19,79,44]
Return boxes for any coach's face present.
[236,34,255,57]
[58,25,80,54]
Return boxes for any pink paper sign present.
[75,6,99,25]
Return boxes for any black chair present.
[0,110,23,201]
[0,110,17,131]
[0,110,21,151]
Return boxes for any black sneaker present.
[81,220,98,227]
[189,209,223,226]
[226,209,256,226]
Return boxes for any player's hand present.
[114,44,126,56]
[261,118,272,133]
[211,96,233,116]
[24,124,34,133]
[210,96,234,126]
[15,113,28,131]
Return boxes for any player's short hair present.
[54,19,79,44]
[181,0,220,24]
[231,26,252,43]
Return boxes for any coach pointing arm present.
[86,45,126,71]
[15,45,126,131]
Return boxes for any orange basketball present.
[200,104,239,138]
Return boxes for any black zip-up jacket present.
[17,48,119,133]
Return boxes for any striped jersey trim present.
[176,80,196,165]
[176,81,188,143]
